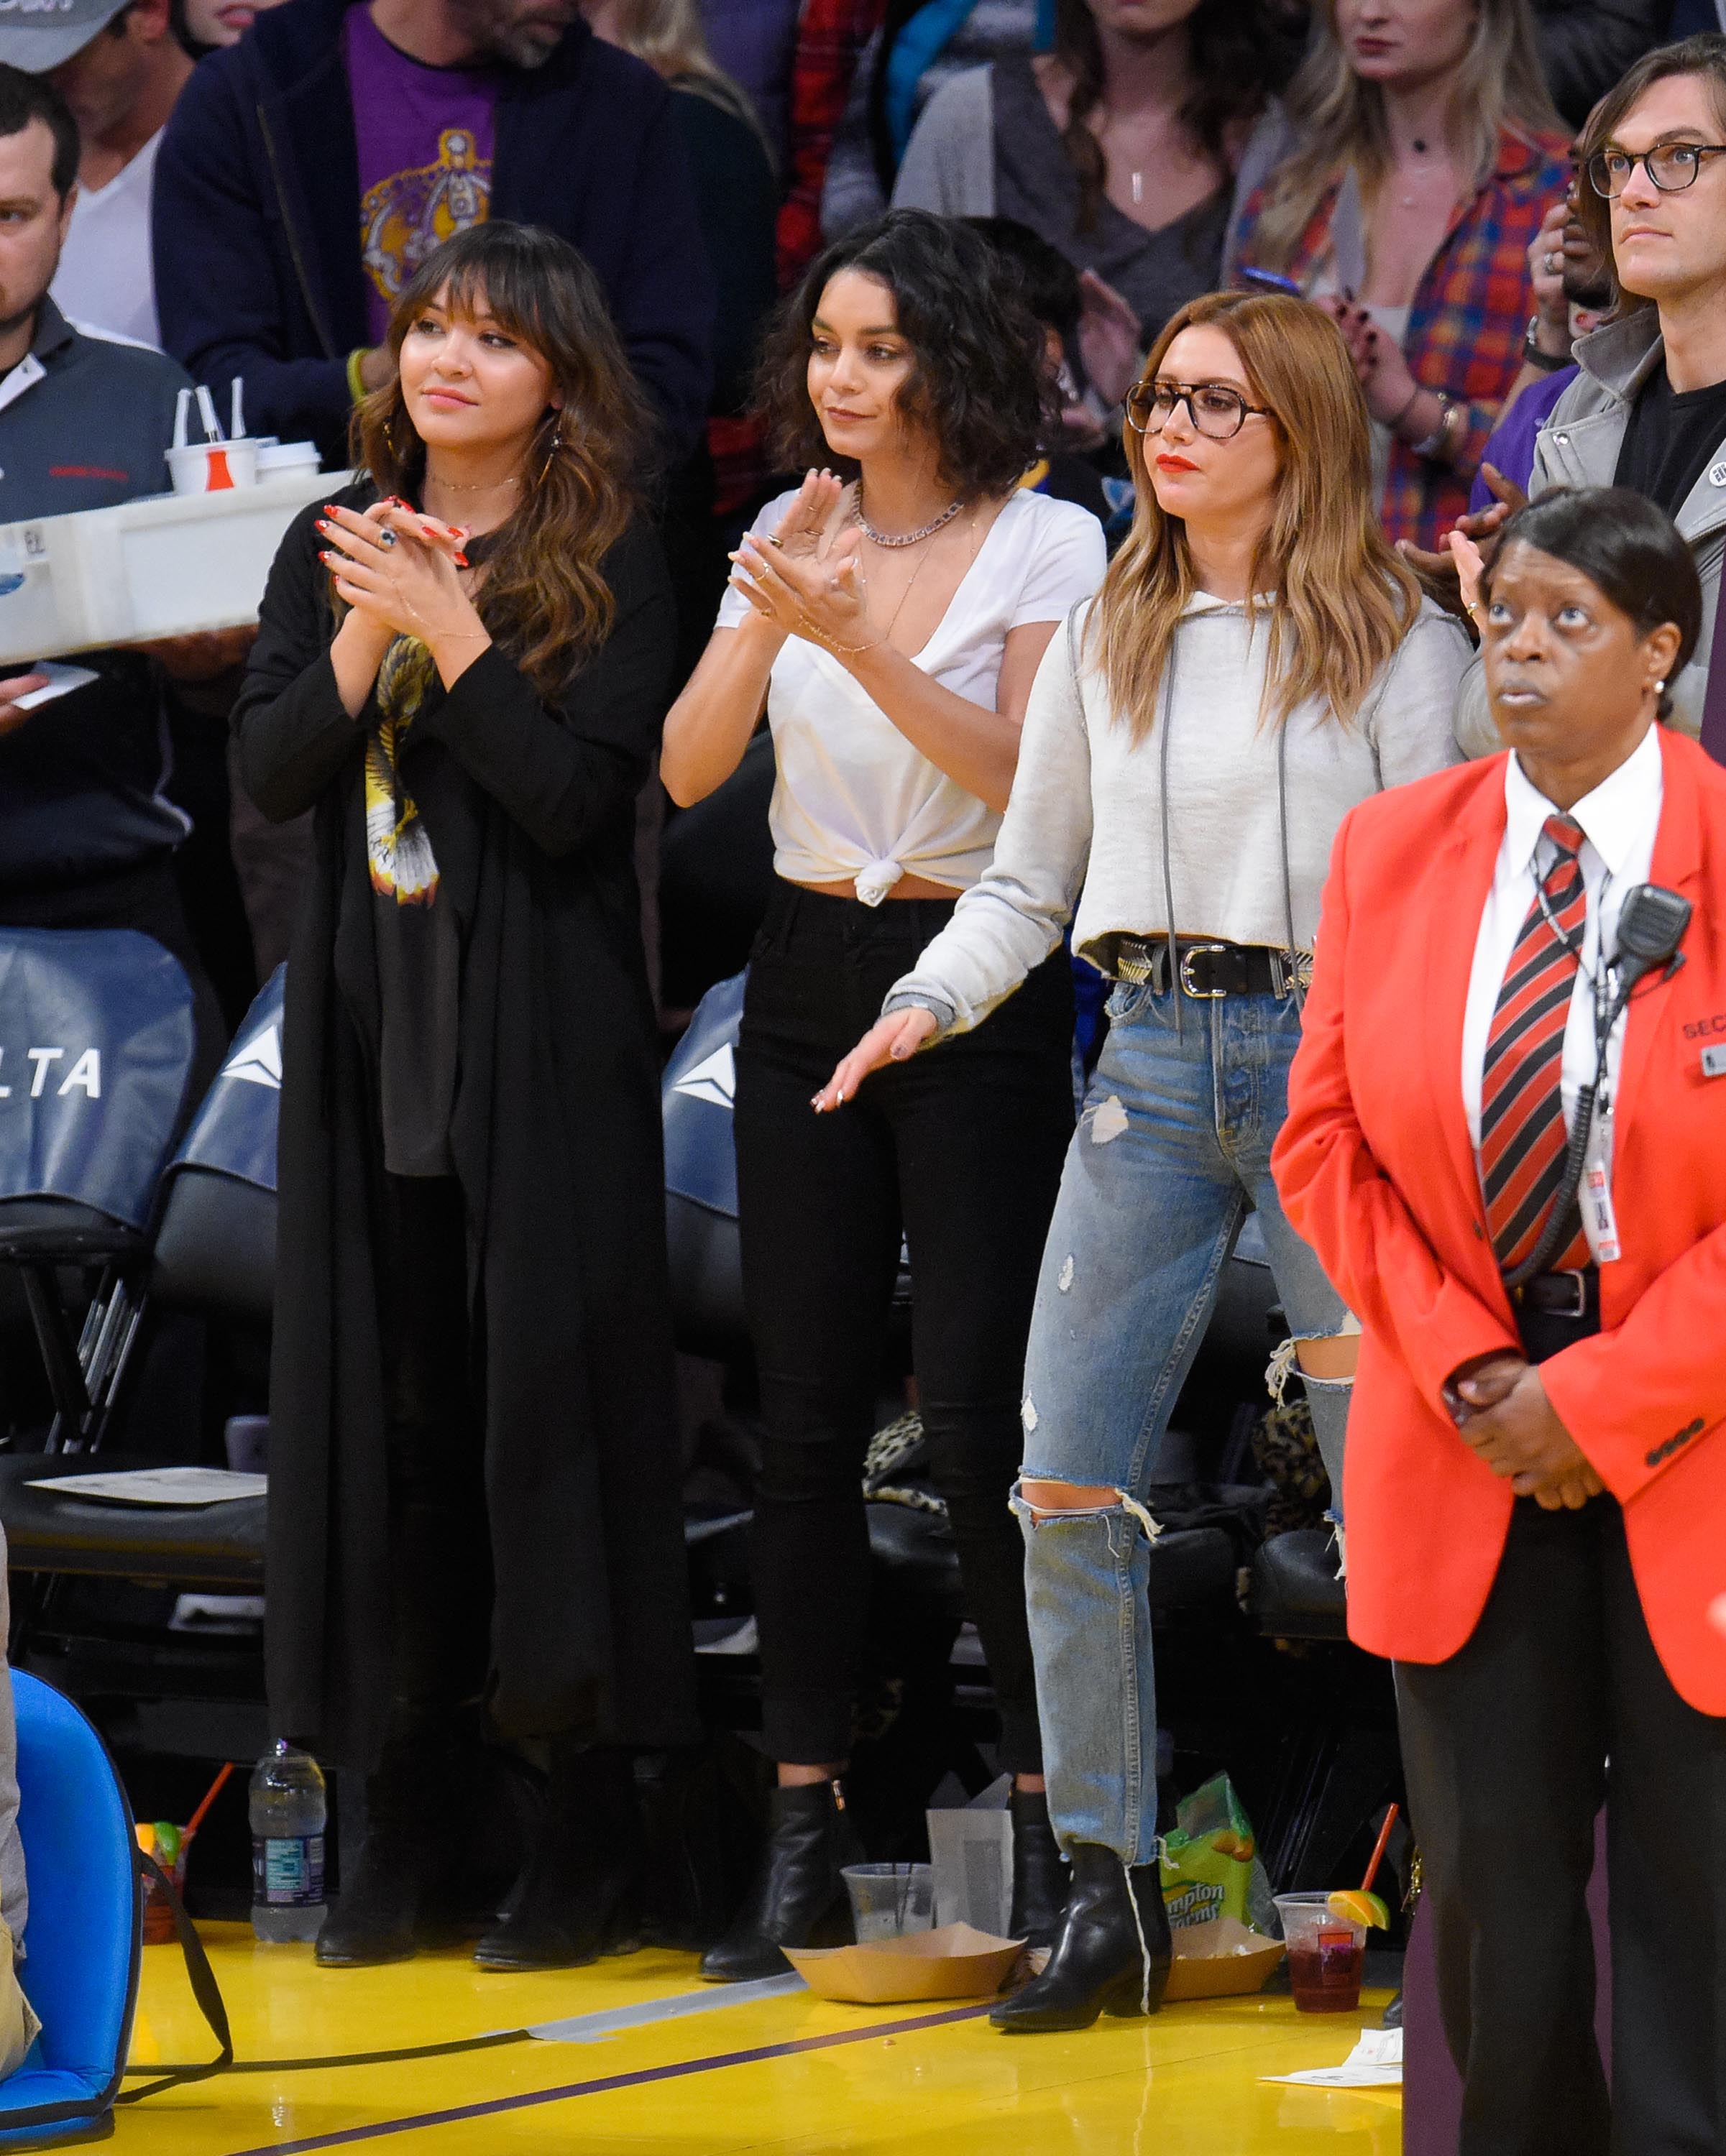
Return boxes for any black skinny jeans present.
[733,885,1075,1774]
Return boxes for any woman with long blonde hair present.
[822,288,1471,2033]
[234,221,696,1976]
[1226,0,1566,550]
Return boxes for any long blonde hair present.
[597,0,773,156]
[1249,0,1561,267]
[1091,290,1418,740]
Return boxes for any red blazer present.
[1272,728,1726,1714]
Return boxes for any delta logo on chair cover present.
[222,1024,282,1092]
[0,1044,101,1099]
[671,1042,735,1111]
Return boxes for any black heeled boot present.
[991,1842,1171,2033]
[316,1720,470,1967]
[1007,1788,1068,1951]
[699,1781,862,1983]
[473,1742,641,1971]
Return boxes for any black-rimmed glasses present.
[1124,379,1275,441]
[1587,143,1726,198]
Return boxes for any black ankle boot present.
[316,1722,469,1967]
[1007,1789,1068,1951]
[699,1781,862,1983]
[991,1842,1171,2033]
[473,1743,640,1971]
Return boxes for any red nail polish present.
[454,553,470,568]
[322,504,337,515]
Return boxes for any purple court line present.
[222,2000,997,2155]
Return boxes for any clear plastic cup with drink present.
[1273,1892,1367,2012]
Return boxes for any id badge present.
[1580,1105,1622,1266]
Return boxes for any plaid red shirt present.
[1231,127,1569,549]
[776,0,887,290]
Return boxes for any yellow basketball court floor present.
[115,1926,1401,2153]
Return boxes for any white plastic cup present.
[254,441,321,480]
[843,1862,935,1943]
[167,438,261,494]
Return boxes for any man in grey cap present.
[4,0,191,346]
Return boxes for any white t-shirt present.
[50,130,163,351]
[715,485,1106,902]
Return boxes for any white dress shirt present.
[1461,727,1664,1157]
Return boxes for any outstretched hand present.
[813,1007,939,1112]
[1397,464,1527,618]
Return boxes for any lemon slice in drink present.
[1326,1889,1390,1929]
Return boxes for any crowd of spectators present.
[0,0,1717,1021]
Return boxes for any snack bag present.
[1158,1774,1267,1931]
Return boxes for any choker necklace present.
[427,471,523,494]
[855,487,964,548]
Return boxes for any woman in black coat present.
[234,221,696,1972]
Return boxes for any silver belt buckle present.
[1547,1269,1588,1318]
[1178,942,1229,999]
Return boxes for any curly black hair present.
[754,209,1052,498]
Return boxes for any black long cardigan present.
[234,488,697,1769]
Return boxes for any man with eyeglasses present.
[1455,34,1726,757]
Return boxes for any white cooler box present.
[0,468,351,664]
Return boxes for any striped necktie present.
[1479,813,1591,1274]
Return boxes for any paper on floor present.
[1262,2027,1402,2087]
[25,1466,267,1506]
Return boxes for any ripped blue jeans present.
[1013,978,1351,1862]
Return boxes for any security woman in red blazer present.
[1274,487,1726,2155]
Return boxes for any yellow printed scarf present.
[364,636,441,905]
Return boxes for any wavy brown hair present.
[1091,290,1419,740]
[352,221,651,699]
[754,209,1049,497]
[1248,0,1561,268]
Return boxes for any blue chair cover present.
[0,931,194,1232]
[662,969,745,1222]
[0,1674,138,2147]
[165,967,284,1197]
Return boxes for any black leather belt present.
[1116,936,1307,1000]
[1512,1268,1598,1319]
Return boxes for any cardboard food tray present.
[0,468,348,663]
[784,1924,1024,2004]
[1164,1914,1285,2001]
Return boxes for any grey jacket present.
[1455,309,1724,756]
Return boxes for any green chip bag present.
[1158,1774,1264,1930]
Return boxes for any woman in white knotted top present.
[662,208,1103,1986]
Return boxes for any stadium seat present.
[0,1672,139,2149]
[0,930,196,1455]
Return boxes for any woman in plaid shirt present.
[1226,0,1568,552]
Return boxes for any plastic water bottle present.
[249,1743,327,1942]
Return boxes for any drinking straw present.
[1359,1803,1400,1896]
[182,1760,237,1846]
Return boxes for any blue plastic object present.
[662,969,745,1222]
[0,1673,139,2147]
[165,966,284,1197]
[0,929,194,1231]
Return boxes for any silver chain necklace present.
[855,485,965,548]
